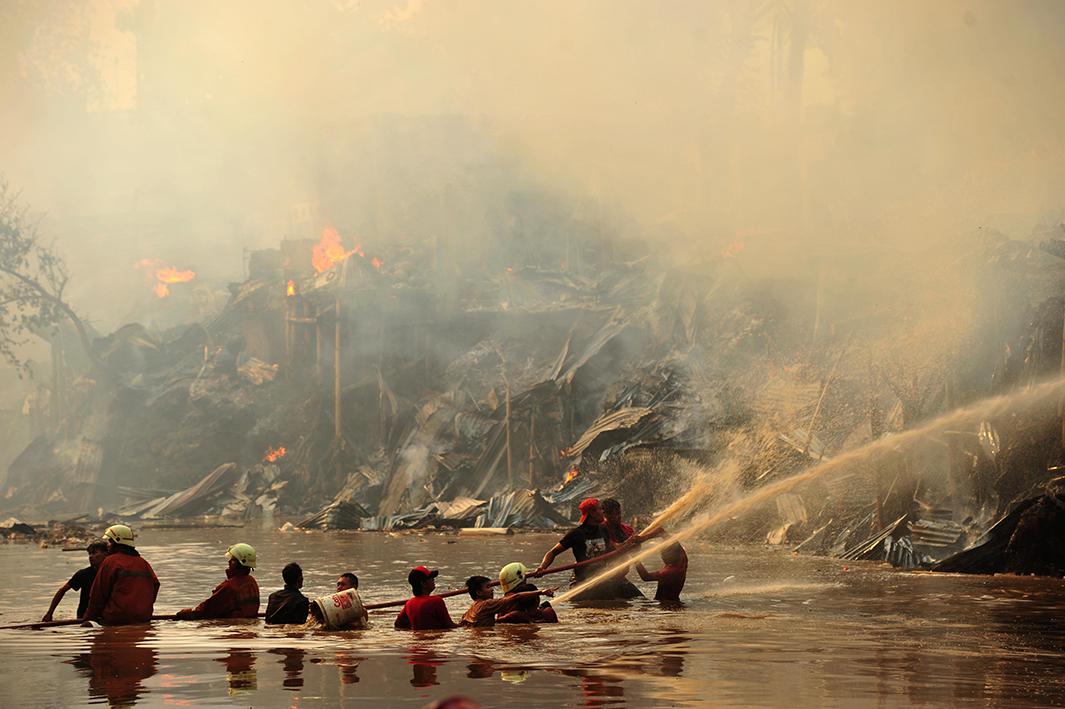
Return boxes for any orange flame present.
[263,445,287,463]
[134,260,196,298]
[564,467,579,484]
[370,257,383,270]
[312,227,358,273]
[286,279,296,297]
[156,267,196,284]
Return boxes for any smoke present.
[2,0,1064,378]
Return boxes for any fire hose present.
[0,544,639,631]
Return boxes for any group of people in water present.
[42,497,688,630]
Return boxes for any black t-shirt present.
[265,587,310,625]
[68,566,97,618]
[559,523,611,581]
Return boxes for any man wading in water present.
[600,497,644,599]
[176,543,260,620]
[533,498,634,600]
[42,541,108,622]
[265,562,309,625]
[395,566,457,630]
[84,524,160,625]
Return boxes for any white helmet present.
[499,562,528,593]
[226,543,257,569]
[103,524,135,548]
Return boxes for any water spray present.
[552,376,1065,605]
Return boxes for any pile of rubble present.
[0,517,95,549]
[6,214,1065,581]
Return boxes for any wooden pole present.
[1059,302,1065,449]
[334,263,345,441]
[314,304,322,384]
[284,296,293,373]
[377,321,385,447]
[528,411,536,487]
[504,378,513,487]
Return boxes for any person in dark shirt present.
[394,566,457,630]
[636,540,688,602]
[265,562,309,625]
[533,498,631,600]
[42,541,108,621]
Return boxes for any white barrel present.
[312,589,368,629]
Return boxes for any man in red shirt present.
[394,566,457,630]
[176,543,260,620]
[635,540,688,601]
[84,524,160,625]
[601,498,644,599]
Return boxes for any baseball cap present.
[408,566,440,587]
[578,498,601,523]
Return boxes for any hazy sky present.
[3,1,1065,328]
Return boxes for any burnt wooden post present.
[334,261,346,441]
[528,411,537,487]
[1060,301,1065,449]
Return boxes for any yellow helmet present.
[102,524,135,548]
[226,543,256,569]
[499,562,528,593]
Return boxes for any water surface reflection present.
[2,529,1064,706]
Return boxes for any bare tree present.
[0,178,102,374]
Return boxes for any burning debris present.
[311,227,356,273]
[263,446,287,463]
[134,259,197,298]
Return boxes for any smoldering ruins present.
[4,1,1065,580]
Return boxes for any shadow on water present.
[67,626,158,706]
[268,647,305,689]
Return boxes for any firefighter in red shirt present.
[84,524,160,625]
[176,543,260,620]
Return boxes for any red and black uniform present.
[85,547,160,625]
[394,595,456,630]
[183,568,260,619]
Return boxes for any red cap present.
[578,498,601,523]
[412,565,439,577]
[408,566,440,586]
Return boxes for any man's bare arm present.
[533,543,565,576]
[42,583,71,622]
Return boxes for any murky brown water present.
[3,526,1065,707]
